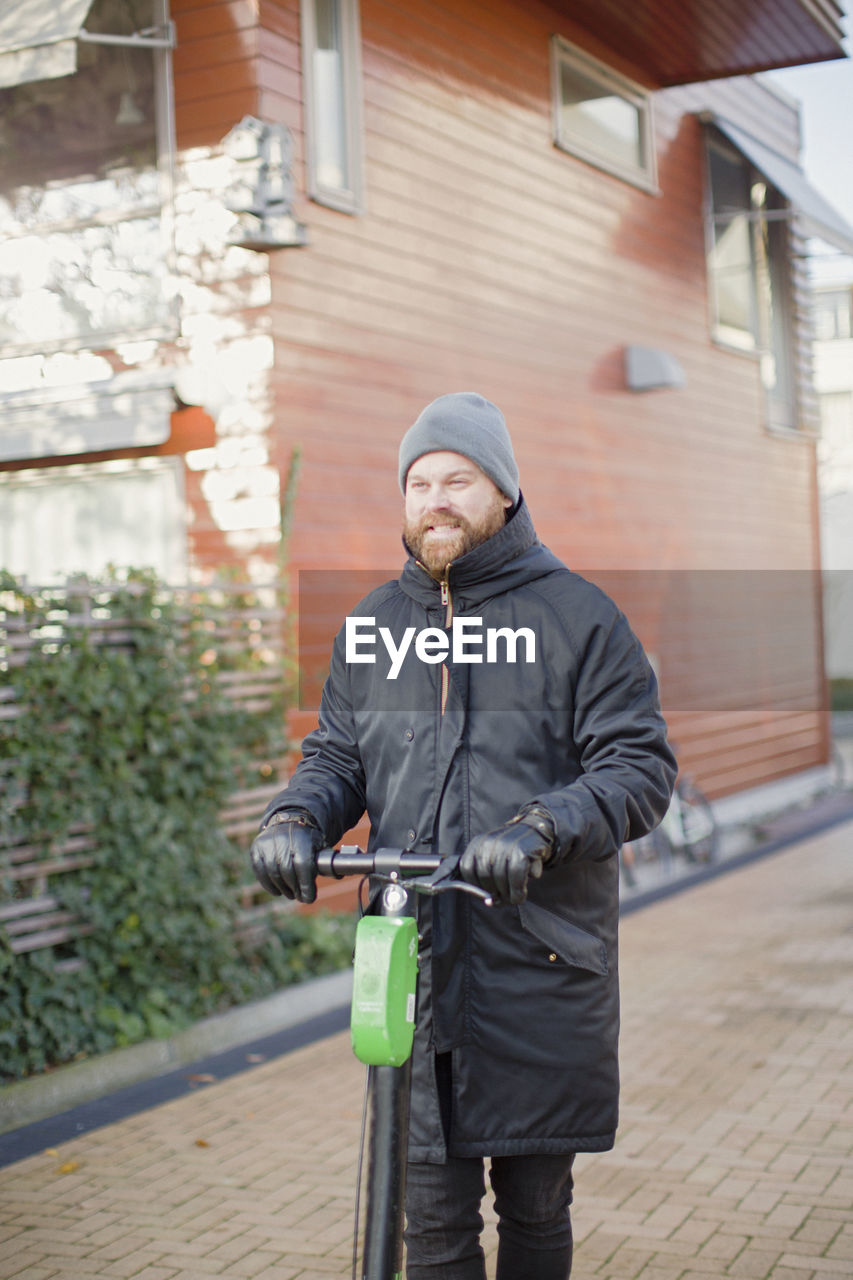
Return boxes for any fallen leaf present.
[195,1139,210,1148]
[46,1148,58,1157]
[246,1053,265,1063]
[186,1073,216,1085]
[58,1160,80,1174]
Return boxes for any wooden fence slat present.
[9,925,95,954]
[4,833,96,862]
[0,895,59,922]
[4,910,79,936]
[4,856,97,881]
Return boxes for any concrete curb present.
[0,968,353,1137]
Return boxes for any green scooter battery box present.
[350,915,418,1067]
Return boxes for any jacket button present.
[548,953,557,963]
[405,728,414,741]
[407,829,416,843]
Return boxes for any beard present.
[403,493,508,578]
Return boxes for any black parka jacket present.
[266,499,677,1161]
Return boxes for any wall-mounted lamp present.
[624,345,687,392]
[115,90,144,126]
[222,117,308,250]
[114,42,145,127]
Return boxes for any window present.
[0,457,186,584]
[550,37,656,191]
[814,289,853,342]
[0,0,175,363]
[706,133,796,432]
[819,391,853,457]
[301,0,365,213]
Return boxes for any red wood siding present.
[171,0,831,798]
[173,0,262,148]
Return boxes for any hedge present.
[0,571,354,1082]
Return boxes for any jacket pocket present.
[518,901,608,975]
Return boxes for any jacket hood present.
[399,495,564,608]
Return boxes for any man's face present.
[403,450,512,578]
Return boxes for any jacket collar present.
[399,496,559,608]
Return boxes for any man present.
[251,391,677,1279]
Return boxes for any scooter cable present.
[352,875,372,1280]
[351,1064,370,1280]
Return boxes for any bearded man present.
[251,391,677,1280]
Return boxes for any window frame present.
[300,0,366,215]
[704,130,799,433]
[0,0,177,363]
[550,35,658,193]
[814,289,853,342]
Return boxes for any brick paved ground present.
[1,822,851,1280]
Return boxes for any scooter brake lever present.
[432,879,494,906]
[410,856,494,905]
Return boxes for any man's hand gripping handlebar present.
[317,846,495,905]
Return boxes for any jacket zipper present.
[440,577,452,715]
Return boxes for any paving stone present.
[124,1270,180,1280]
[823,1225,853,1262]
[726,1245,785,1277]
[207,1251,286,1278]
[0,1252,53,1280]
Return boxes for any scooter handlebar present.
[316,845,445,879]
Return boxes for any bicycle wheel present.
[674,779,719,863]
[648,824,674,876]
[830,742,849,791]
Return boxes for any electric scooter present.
[316,846,493,1280]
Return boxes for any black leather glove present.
[250,810,325,903]
[459,806,558,906]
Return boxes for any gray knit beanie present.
[398,392,519,503]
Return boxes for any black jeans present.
[404,1152,575,1280]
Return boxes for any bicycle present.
[659,773,719,863]
[621,772,719,886]
[316,845,492,1280]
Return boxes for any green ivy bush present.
[0,572,354,1082]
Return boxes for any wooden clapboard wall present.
[171,0,830,797]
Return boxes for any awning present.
[0,371,176,462]
[0,0,95,90]
[707,114,853,256]
[0,0,173,91]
